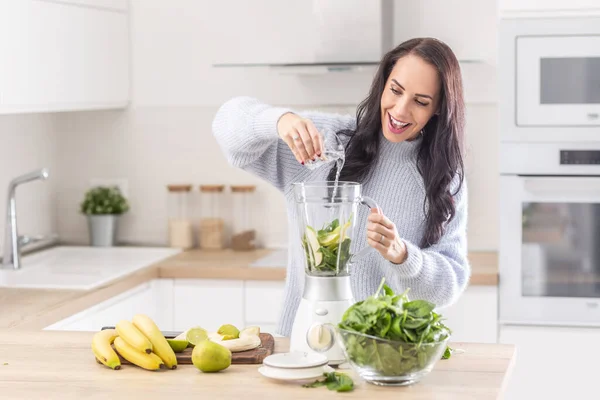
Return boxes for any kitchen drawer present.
[499,325,600,399]
[244,281,285,324]
[44,281,156,331]
[173,279,244,333]
[437,285,498,343]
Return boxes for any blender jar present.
[199,185,225,250]
[230,185,257,251]
[293,181,379,276]
[167,184,194,249]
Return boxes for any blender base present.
[289,275,354,366]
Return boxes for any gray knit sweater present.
[212,96,470,337]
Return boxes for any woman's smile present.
[387,112,412,135]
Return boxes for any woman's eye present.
[391,87,400,95]
[416,100,429,107]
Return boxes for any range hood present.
[212,0,394,72]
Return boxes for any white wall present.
[55,0,498,250]
[0,113,58,253]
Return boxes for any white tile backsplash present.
[0,113,58,253]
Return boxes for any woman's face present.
[380,54,441,143]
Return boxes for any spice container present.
[199,185,225,249]
[230,185,257,251]
[167,184,194,249]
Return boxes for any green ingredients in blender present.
[338,278,453,376]
[302,217,352,274]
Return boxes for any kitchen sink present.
[0,246,181,290]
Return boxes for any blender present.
[289,181,380,365]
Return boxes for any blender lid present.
[262,351,328,369]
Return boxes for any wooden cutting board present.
[101,327,275,365]
[170,333,274,365]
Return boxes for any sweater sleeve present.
[379,177,471,309]
[211,96,356,192]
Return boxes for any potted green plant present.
[80,186,130,247]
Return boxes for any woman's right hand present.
[277,112,324,165]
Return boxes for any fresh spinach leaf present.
[442,346,453,360]
[302,372,354,392]
[403,300,436,318]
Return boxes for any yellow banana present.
[210,333,261,352]
[91,329,121,370]
[113,337,164,371]
[132,314,177,369]
[116,319,152,354]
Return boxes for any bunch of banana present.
[91,314,177,371]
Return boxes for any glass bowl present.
[336,328,449,386]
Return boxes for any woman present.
[212,37,470,337]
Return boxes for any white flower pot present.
[87,215,119,247]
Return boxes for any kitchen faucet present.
[2,168,50,269]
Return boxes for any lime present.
[166,339,188,353]
[217,324,240,339]
[186,327,209,346]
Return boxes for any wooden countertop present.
[156,249,499,286]
[0,330,516,400]
[0,248,497,331]
[156,249,287,281]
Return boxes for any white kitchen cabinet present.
[0,0,130,114]
[498,0,600,16]
[44,279,172,332]
[210,1,390,66]
[172,279,283,336]
[243,282,498,341]
[396,0,497,64]
[172,279,245,333]
[499,325,600,400]
[244,281,285,335]
[436,285,498,344]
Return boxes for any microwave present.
[499,17,600,143]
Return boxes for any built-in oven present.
[500,172,600,326]
[501,146,600,326]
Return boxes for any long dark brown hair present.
[328,38,466,248]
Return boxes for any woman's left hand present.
[367,209,408,264]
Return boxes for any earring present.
[420,129,424,136]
